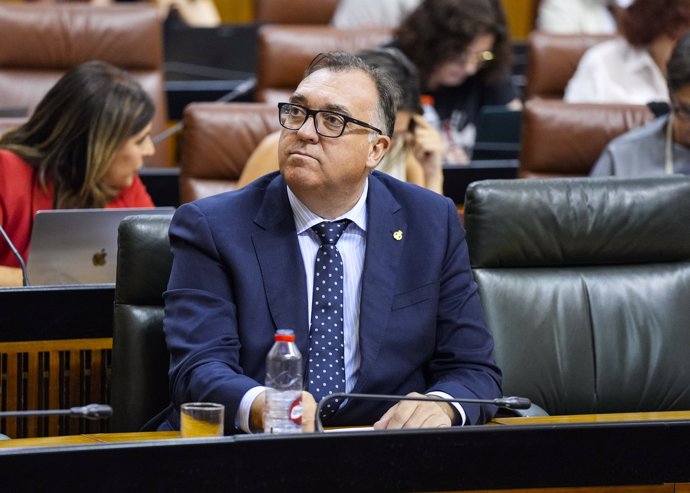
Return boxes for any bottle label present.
[289,396,302,426]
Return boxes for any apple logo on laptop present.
[92,248,107,267]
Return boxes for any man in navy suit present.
[161,52,502,434]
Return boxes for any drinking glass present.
[180,402,224,438]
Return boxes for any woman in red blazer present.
[0,61,156,286]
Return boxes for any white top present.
[537,0,618,34]
[564,37,669,104]
[331,0,421,28]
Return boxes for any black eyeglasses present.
[278,102,383,138]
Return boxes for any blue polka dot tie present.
[308,219,351,420]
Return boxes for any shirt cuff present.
[236,386,267,433]
[426,391,466,426]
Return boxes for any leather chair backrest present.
[518,99,655,178]
[0,117,25,136]
[179,102,280,203]
[524,31,615,100]
[254,0,339,24]
[256,24,392,105]
[110,214,174,432]
[464,176,690,416]
[0,3,170,167]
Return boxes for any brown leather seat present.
[256,24,393,105]
[524,31,616,100]
[518,99,655,178]
[0,117,25,136]
[0,3,170,167]
[253,0,339,24]
[179,102,281,203]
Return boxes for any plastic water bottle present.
[263,329,303,434]
[421,94,442,132]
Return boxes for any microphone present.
[314,393,531,432]
[0,404,113,421]
[152,76,257,145]
[0,223,30,286]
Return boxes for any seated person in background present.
[159,51,502,434]
[591,31,690,176]
[393,0,521,163]
[565,0,690,104]
[331,0,421,28]
[91,0,221,27]
[237,47,445,194]
[0,61,155,287]
[536,0,632,35]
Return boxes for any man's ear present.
[366,135,392,170]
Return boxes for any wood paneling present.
[0,339,112,439]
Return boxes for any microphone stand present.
[0,404,113,421]
[314,394,531,432]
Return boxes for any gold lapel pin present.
[393,230,403,241]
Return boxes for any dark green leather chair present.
[464,176,690,416]
[110,214,174,432]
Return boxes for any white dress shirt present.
[564,37,669,104]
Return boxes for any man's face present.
[278,69,390,200]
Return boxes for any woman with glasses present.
[237,47,445,194]
[591,31,690,176]
[393,0,520,163]
[565,0,690,104]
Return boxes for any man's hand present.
[300,391,317,432]
[372,392,455,430]
[250,390,317,433]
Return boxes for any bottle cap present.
[420,94,435,106]
[274,329,295,342]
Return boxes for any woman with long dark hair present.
[0,60,156,285]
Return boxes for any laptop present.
[26,207,174,286]
[471,106,523,160]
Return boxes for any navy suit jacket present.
[162,171,501,432]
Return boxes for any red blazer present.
[0,149,154,267]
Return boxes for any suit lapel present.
[352,174,406,394]
[252,176,310,357]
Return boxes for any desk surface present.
[1,412,689,491]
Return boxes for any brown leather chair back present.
[179,102,281,203]
[254,0,339,24]
[0,117,25,136]
[519,99,655,178]
[524,31,616,100]
[256,25,393,105]
[0,3,170,167]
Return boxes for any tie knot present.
[312,219,351,246]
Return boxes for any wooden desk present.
[0,413,689,492]
[0,431,180,449]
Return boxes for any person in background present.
[331,0,421,29]
[237,47,446,194]
[536,0,632,35]
[158,51,501,434]
[565,0,690,104]
[393,0,521,163]
[591,31,690,176]
[92,0,221,27]
[0,61,155,287]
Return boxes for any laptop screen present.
[26,207,174,286]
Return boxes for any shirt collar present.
[287,179,368,234]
